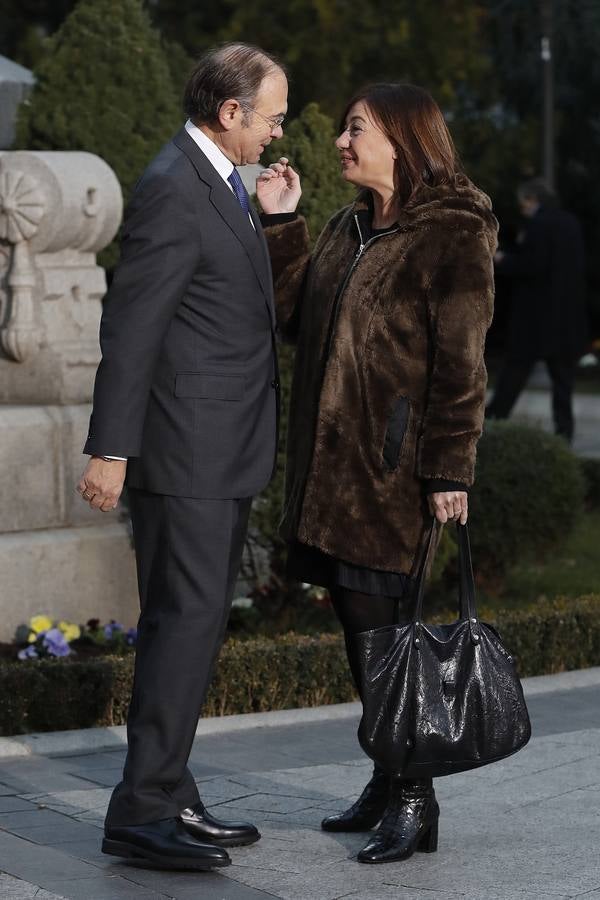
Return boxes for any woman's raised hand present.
[428,491,468,526]
[256,157,302,215]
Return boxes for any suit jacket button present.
[271,379,279,389]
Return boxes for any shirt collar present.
[184,119,234,185]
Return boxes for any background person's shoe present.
[321,765,390,832]
[179,800,261,847]
[102,817,231,870]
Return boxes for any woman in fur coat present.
[256,83,497,864]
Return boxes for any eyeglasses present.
[239,102,285,130]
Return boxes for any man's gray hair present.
[183,43,286,124]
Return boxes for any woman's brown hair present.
[340,83,458,206]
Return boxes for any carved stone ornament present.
[0,168,45,362]
[0,168,45,242]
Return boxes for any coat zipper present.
[323,214,398,359]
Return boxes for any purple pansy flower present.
[104,621,124,640]
[18,645,39,660]
[42,628,71,658]
[126,627,137,646]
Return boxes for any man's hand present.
[76,457,127,512]
[256,157,301,214]
[428,490,468,525]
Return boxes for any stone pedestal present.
[0,151,138,641]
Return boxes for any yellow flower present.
[29,615,53,635]
[58,621,81,642]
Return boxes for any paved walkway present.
[0,668,599,900]
[487,381,600,459]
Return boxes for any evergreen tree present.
[16,0,181,210]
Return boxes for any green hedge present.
[582,457,600,509]
[469,422,585,577]
[1,596,599,735]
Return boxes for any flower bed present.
[1,595,599,736]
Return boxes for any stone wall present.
[0,151,138,641]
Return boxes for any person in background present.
[256,83,497,864]
[486,178,588,442]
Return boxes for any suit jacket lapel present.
[173,129,275,328]
[248,203,276,327]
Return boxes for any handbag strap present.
[410,519,480,643]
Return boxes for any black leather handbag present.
[356,521,531,778]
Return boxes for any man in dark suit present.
[487,178,588,441]
[76,43,291,870]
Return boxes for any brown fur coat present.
[264,174,498,573]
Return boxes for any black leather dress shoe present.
[179,800,261,847]
[102,817,231,870]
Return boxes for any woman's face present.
[335,101,396,192]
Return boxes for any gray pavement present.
[492,381,600,459]
[0,669,599,900]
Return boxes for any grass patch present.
[479,510,600,610]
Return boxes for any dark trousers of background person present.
[487,356,576,442]
[104,487,252,828]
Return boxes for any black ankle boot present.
[321,766,390,832]
[357,778,439,863]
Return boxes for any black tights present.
[331,587,432,788]
[330,587,407,699]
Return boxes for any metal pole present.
[540,0,554,189]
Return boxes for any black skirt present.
[286,541,409,598]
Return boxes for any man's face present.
[228,71,288,166]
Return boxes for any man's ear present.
[218,99,242,131]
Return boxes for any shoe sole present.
[102,838,231,870]
[179,828,262,848]
[214,832,261,848]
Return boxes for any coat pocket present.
[174,372,245,401]
[382,397,410,470]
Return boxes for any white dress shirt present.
[185,120,255,230]
[104,122,255,462]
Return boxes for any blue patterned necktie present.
[227,169,251,216]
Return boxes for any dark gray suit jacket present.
[84,128,279,499]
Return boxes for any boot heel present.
[417,818,438,853]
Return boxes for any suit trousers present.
[487,356,576,441]
[105,488,252,828]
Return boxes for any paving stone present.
[214,793,316,815]
[0,797,39,813]
[50,837,105,865]
[18,788,111,819]
[0,872,67,899]
[0,782,21,796]
[0,808,78,830]
[63,770,121,788]
[121,864,279,899]
[73,809,106,826]
[38,874,167,899]
[21,819,102,846]
[168,879,281,899]
[59,752,126,772]
[0,829,100,882]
